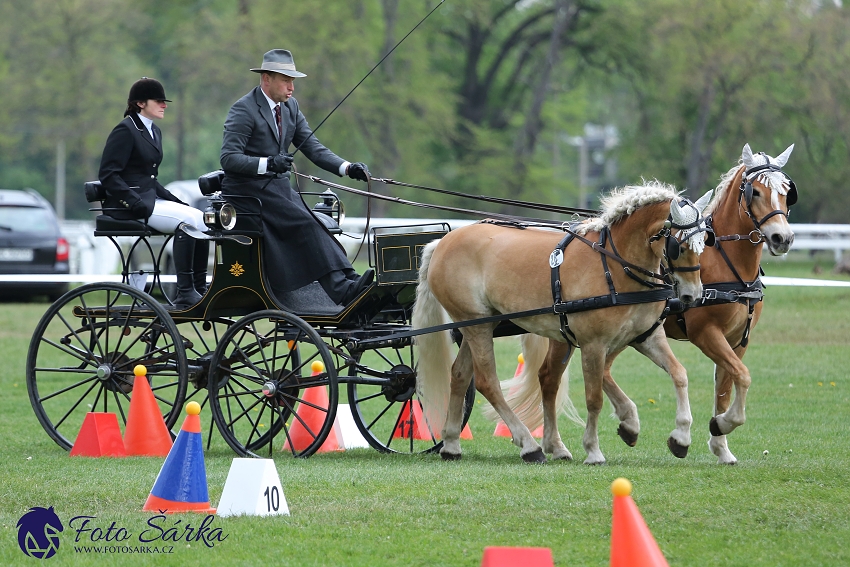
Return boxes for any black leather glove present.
[130,200,148,218]
[347,162,370,182]
[268,153,294,174]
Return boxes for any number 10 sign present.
[217,459,290,517]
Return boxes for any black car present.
[0,189,69,301]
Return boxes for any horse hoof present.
[667,437,689,458]
[709,417,723,437]
[617,425,638,447]
[440,452,462,461]
[521,449,547,464]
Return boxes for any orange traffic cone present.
[481,546,554,567]
[610,478,669,567]
[143,402,215,514]
[494,354,543,438]
[392,399,472,440]
[123,365,173,456]
[70,413,126,457]
[392,399,434,440]
[282,361,343,453]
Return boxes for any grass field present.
[0,255,848,566]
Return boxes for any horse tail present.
[412,239,453,436]
[481,334,583,427]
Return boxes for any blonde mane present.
[705,164,742,215]
[576,179,679,235]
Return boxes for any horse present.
[412,181,711,463]
[511,143,796,464]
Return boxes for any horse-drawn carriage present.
[25,142,796,464]
[26,172,476,458]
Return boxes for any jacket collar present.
[127,113,161,153]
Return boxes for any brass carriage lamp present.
[312,189,345,225]
[204,199,237,231]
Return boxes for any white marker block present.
[336,404,370,449]
[217,458,289,517]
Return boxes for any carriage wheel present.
[347,342,475,454]
[207,310,337,458]
[26,283,187,451]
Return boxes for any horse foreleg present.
[601,346,640,448]
[631,328,692,458]
[693,330,751,465]
[439,339,474,460]
[581,346,606,465]
[707,344,750,465]
[539,340,573,461]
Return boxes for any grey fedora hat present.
[250,49,306,77]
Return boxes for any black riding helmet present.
[128,77,171,103]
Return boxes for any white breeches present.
[147,199,205,234]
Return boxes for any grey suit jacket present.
[220,86,344,180]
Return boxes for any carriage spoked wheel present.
[26,282,188,451]
[346,341,475,454]
[207,310,337,458]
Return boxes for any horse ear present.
[670,199,687,225]
[742,143,756,168]
[694,189,713,213]
[774,143,795,168]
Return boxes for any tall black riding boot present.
[193,239,210,296]
[172,228,202,309]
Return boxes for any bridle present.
[736,155,798,237]
[650,198,715,274]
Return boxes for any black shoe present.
[170,288,202,310]
[340,269,374,304]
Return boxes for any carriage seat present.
[84,180,163,237]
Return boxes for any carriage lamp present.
[312,189,345,225]
[204,200,237,231]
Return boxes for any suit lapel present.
[254,87,280,145]
[129,114,161,155]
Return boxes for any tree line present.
[0,0,847,222]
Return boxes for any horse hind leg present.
[439,339,474,460]
[631,328,693,458]
[468,331,545,463]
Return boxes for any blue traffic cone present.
[143,402,216,514]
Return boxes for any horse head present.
[662,193,713,305]
[739,143,796,255]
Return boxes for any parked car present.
[0,189,69,301]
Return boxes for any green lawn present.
[0,257,848,566]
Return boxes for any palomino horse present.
[513,144,796,464]
[412,182,709,463]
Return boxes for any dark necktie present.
[274,104,282,140]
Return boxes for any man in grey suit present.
[220,48,373,305]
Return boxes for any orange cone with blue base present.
[143,402,215,514]
[610,478,669,567]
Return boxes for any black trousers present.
[317,268,358,304]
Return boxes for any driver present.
[219,48,373,305]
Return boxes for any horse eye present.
[751,189,760,198]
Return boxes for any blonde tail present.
[412,239,454,436]
[481,334,583,428]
